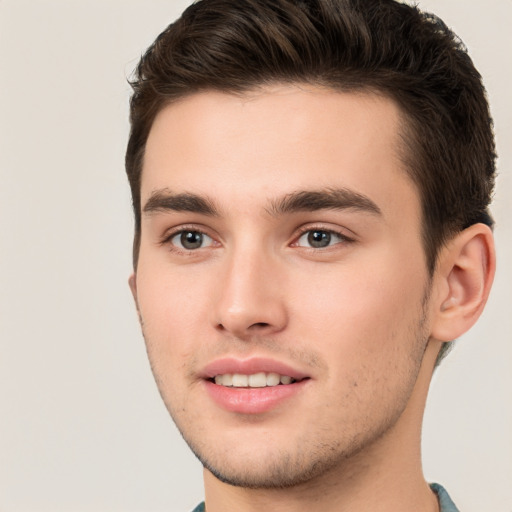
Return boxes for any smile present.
[213,372,295,388]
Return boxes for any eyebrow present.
[142,187,381,219]
[143,189,220,216]
[267,188,382,217]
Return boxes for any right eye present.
[170,230,215,250]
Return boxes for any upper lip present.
[201,357,310,381]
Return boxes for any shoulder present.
[190,503,205,512]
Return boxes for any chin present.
[179,420,377,490]
[198,449,340,489]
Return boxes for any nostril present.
[249,322,270,329]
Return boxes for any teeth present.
[212,372,297,388]
[248,372,266,387]
[214,374,234,386]
[266,373,280,386]
[232,374,248,387]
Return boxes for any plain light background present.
[0,1,510,511]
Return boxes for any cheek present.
[135,263,213,379]
[291,265,428,421]
[137,259,208,324]
[290,260,427,355]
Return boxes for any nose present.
[212,246,288,340]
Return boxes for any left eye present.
[170,230,214,250]
[296,230,346,248]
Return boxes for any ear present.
[128,273,141,320]
[128,272,137,300]
[430,223,495,342]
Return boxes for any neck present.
[203,340,442,512]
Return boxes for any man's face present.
[132,86,433,488]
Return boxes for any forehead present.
[142,85,419,221]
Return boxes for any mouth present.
[210,372,302,388]
[202,358,311,414]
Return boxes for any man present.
[125,1,496,510]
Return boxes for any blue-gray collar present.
[191,483,460,512]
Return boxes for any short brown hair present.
[126,0,496,278]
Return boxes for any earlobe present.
[431,223,495,342]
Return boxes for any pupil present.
[181,231,203,249]
[308,230,331,248]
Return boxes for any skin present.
[129,85,495,512]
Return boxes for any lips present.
[201,357,311,414]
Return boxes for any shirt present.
[191,482,460,511]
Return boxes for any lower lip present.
[204,379,309,414]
